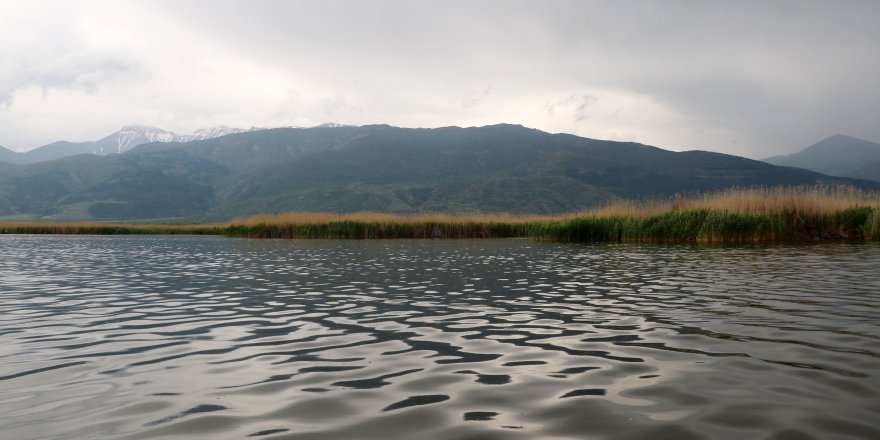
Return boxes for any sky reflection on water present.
[1,236,878,439]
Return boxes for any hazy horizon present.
[2,0,879,157]
[3,122,878,160]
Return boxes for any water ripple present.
[1,236,879,439]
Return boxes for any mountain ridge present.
[0,124,322,164]
[2,124,875,221]
[763,134,880,181]
[0,145,18,163]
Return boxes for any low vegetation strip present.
[225,207,880,242]
[224,220,536,239]
[1,187,879,242]
[0,222,224,235]
[223,186,880,242]
[532,206,880,243]
[223,213,551,239]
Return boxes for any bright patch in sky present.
[1,0,878,158]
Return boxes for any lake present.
[1,235,878,439]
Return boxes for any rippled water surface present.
[1,236,879,439]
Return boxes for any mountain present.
[94,125,251,154]
[197,125,871,218]
[93,126,179,154]
[0,150,223,221]
[14,141,98,163]
[848,160,880,182]
[0,145,18,163]
[1,124,877,221]
[763,134,880,182]
[181,126,247,142]
[0,125,251,165]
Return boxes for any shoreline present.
[2,206,877,243]
[3,187,878,243]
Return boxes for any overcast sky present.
[1,0,878,157]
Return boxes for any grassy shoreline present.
[2,187,879,243]
[0,223,225,236]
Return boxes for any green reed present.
[532,206,880,243]
[3,207,878,243]
[0,224,222,235]
[223,220,535,239]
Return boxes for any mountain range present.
[0,126,259,164]
[0,124,877,221]
[763,134,880,182]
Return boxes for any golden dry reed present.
[576,185,880,218]
[230,212,560,227]
[226,186,880,241]
[538,185,880,243]
[671,185,880,215]
[2,186,879,241]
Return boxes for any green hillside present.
[0,151,226,221]
[1,124,876,221]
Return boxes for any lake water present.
[1,236,878,440]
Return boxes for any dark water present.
[1,236,879,440]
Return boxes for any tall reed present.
[2,186,878,242]
[225,213,551,239]
[0,222,224,235]
[537,186,880,243]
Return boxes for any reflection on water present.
[1,236,878,439]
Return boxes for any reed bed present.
[2,186,878,242]
[672,185,878,216]
[538,186,880,243]
[225,186,880,242]
[225,213,557,239]
[0,222,224,235]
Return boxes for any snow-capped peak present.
[179,126,247,142]
[91,123,355,155]
[94,125,251,154]
[102,126,177,154]
[314,122,354,128]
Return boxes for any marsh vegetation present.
[2,186,878,242]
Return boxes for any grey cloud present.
[545,94,597,122]
[544,96,575,116]
[316,94,348,117]
[0,3,143,105]
[458,86,492,108]
[0,4,141,107]
[2,0,879,157]
[1,55,137,104]
[575,95,597,122]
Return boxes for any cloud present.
[544,94,597,122]
[0,0,878,157]
[457,86,492,109]
[1,55,138,106]
[0,2,140,106]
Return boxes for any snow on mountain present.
[179,126,247,142]
[94,125,252,154]
[94,126,179,154]
[4,123,360,164]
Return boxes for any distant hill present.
[763,134,880,182]
[0,126,251,165]
[0,145,18,163]
[1,124,876,221]
[17,141,98,164]
[848,160,880,182]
